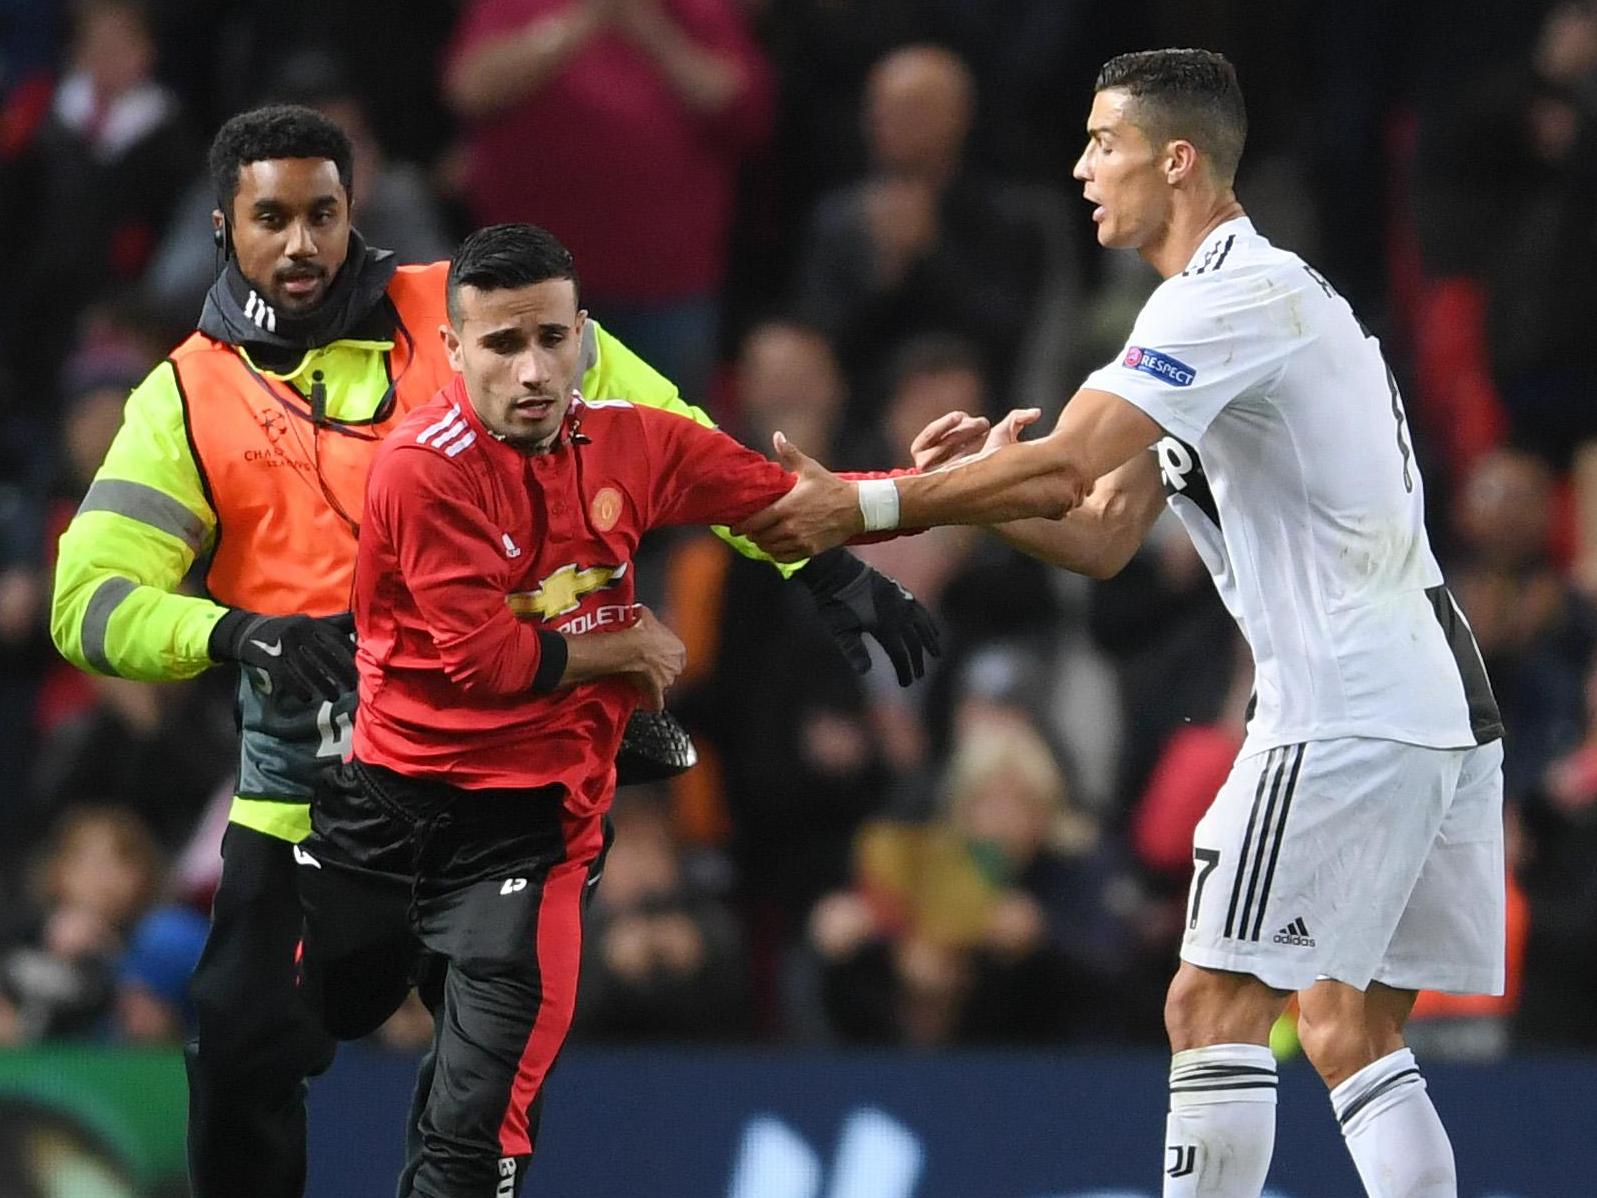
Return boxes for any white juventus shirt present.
[1083,217,1501,755]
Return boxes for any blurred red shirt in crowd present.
[445,0,772,304]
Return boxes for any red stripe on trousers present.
[497,810,604,1157]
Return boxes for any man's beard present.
[270,270,330,312]
[490,409,559,451]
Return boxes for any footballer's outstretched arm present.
[913,405,1165,580]
[738,387,1163,562]
[989,452,1164,579]
[895,387,1162,528]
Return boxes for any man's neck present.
[1140,192,1246,279]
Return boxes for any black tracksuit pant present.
[297,759,607,1198]
[185,823,339,1198]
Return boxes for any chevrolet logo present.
[507,562,628,621]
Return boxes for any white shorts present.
[1180,736,1505,994]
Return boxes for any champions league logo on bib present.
[1123,346,1196,386]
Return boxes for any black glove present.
[209,609,358,703]
[796,547,941,686]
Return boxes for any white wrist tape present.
[857,477,901,532]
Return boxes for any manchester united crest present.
[590,486,623,532]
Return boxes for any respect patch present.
[1122,346,1196,387]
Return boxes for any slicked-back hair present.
[446,224,580,327]
[209,104,354,216]
[1095,49,1247,184]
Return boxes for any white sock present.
[1331,1047,1456,1198]
[1163,1043,1278,1197]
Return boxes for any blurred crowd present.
[1,0,1595,1059]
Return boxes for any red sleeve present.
[371,445,549,696]
[637,407,794,528]
[840,467,921,480]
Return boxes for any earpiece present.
[213,225,225,249]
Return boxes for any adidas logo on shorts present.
[1273,917,1316,947]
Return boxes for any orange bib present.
[176,262,453,614]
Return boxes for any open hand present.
[910,410,991,471]
[735,432,862,562]
[910,407,1041,472]
[982,407,1043,455]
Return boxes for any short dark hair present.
[208,104,355,217]
[446,224,580,326]
[1095,49,1247,183]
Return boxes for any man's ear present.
[1166,140,1200,185]
[441,322,464,374]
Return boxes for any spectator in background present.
[1413,0,1597,466]
[113,904,208,1044]
[60,291,179,373]
[853,337,1062,803]
[27,669,239,853]
[572,789,751,1041]
[1512,653,1597,1051]
[719,0,939,348]
[1449,449,1594,801]
[924,0,1116,185]
[872,333,989,468]
[1127,630,1255,1001]
[156,1,460,168]
[1130,631,1254,886]
[793,44,1074,431]
[0,493,52,822]
[0,807,163,1043]
[0,0,64,340]
[1,0,191,411]
[0,354,148,864]
[663,320,887,1028]
[443,0,773,400]
[731,318,848,465]
[1089,511,1237,807]
[810,713,1145,1046]
[942,694,1152,1032]
[143,51,453,327]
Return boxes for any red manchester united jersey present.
[352,375,794,810]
